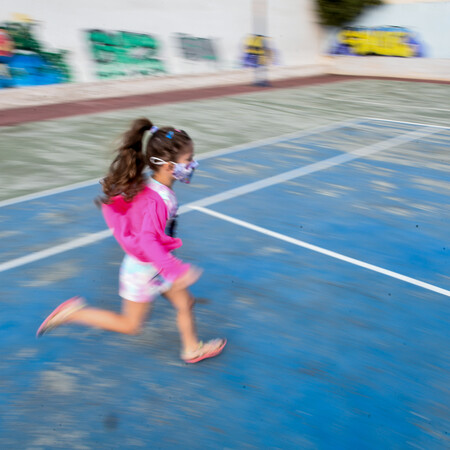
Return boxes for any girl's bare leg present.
[163,287,199,353]
[67,300,151,335]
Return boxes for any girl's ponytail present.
[101,118,153,203]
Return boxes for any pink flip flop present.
[36,296,85,337]
[182,338,227,364]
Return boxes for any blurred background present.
[1,0,449,202]
[0,0,448,87]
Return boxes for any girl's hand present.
[172,266,203,291]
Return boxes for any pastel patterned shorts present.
[119,254,172,303]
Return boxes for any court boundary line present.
[362,117,450,130]
[0,124,440,274]
[192,206,450,298]
[0,117,360,209]
[178,125,439,213]
[2,116,446,209]
[0,230,113,273]
[320,96,450,115]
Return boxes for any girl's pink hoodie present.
[102,186,190,282]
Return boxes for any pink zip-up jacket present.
[102,185,190,282]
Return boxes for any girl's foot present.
[182,338,227,363]
[36,296,86,337]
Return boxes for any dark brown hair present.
[100,118,192,204]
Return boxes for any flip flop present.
[182,338,227,363]
[36,296,86,337]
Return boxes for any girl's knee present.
[187,294,195,310]
[176,295,195,312]
[123,319,143,335]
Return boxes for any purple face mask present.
[172,160,199,184]
[149,157,198,184]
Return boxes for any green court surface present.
[1,79,450,202]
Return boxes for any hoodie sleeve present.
[139,200,190,282]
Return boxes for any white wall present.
[0,0,322,83]
[267,0,320,66]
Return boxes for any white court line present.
[192,206,450,298]
[0,178,103,209]
[0,118,360,209]
[179,125,439,213]
[362,117,450,130]
[0,230,113,273]
[0,124,439,274]
[321,96,450,114]
[194,117,360,161]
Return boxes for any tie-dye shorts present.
[119,254,172,303]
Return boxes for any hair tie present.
[166,131,174,139]
[141,125,159,152]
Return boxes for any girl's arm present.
[140,207,190,282]
[140,231,190,282]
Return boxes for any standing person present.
[37,118,226,364]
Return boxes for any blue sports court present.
[0,114,449,448]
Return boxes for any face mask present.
[149,157,199,184]
[172,160,199,184]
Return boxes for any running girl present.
[37,118,226,364]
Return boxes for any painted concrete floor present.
[0,80,449,449]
